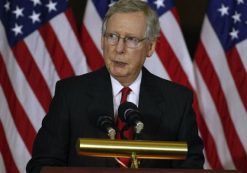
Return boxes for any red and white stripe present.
[0,87,30,173]
[194,16,247,172]
[0,8,89,173]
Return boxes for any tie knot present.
[120,87,131,104]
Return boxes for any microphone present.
[118,102,144,134]
[97,115,116,139]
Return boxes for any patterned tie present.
[116,87,133,167]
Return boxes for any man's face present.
[101,11,156,86]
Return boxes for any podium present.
[40,139,239,173]
[41,167,241,173]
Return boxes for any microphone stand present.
[130,152,139,168]
[120,126,141,168]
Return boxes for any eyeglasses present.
[104,33,147,48]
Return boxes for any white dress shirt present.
[110,71,142,117]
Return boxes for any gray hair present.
[102,0,160,41]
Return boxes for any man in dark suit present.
[26,0,204,172]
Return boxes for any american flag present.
[2,0,246,173]
[194,0,247,172]
[0,0,88,172]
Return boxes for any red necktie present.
[116,87,133,167]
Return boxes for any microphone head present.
[96,115,115,131]
[118,102,142,126]
[96,115,116,139]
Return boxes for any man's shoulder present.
[143,67,192,95]
[55,67,108,90]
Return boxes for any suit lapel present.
[85,67,119,167]
[86,67,115,135]
[138,68,165,140]
[138,68,169,167]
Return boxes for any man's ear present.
[146,40,157,57]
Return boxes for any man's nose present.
[116,38,126,53]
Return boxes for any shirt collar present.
[111,71,142,97]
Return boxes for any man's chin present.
[110,71,128,79]
[109,67,127,77]
[111,73,126,79]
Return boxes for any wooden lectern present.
[41,167,241,173]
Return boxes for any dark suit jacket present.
[26,67,204,173]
